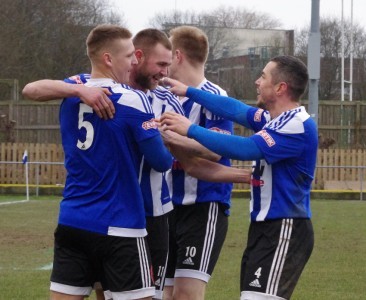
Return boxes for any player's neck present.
[269,100,300,119]
[175,65,205,88]
[91,69,114,81]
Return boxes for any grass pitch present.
[0,196,365,299]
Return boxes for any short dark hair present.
[86,24,132,60]
[270,55,309,101]
[133,28,172,55]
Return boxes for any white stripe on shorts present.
[199,202,218,273]
[266,218,293,296]
[137,237,151,288]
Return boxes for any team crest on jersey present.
[209,127,231,135]
[142,119,158,130]
[257,130,275,147]
[254,109,264,122]
[68,75,83,84]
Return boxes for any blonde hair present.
[86,24,132,60]
[169,26,209,65]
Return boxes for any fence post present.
[36,163,39,197]
[360,167,364,201]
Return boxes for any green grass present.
[0,196,365,299]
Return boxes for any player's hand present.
[160,77,188,97]
[160,112,192,136]
[77,85,114,119]
[159,127,180,145]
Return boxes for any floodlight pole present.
[350,0,354,102]
[341,0,354,102]
[307,0,320,126]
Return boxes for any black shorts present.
[146,213,170,299]
[165,202,228,284]
[240,218,314,300]
[50,225,154,298]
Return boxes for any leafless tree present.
[295,16,366,100]
[0,0,125,99]
[149,6,281,61]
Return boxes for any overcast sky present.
[111,0,365,34]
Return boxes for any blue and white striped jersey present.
[247,106,318,221]
[59,77,170,237]
[168,79,233,210]
[139,87,184,217]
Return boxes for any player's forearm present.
[188,124,263,161]
[22,79,80,101]
[162,130,220,161]
[187,139,221,161]
[186,87,251,127]
[179,155,251,183]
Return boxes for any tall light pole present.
[308,0,321,126]
[342,0,354,102]
[341,0,354,145]
[350,0,354,102]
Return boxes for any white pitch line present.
[0,200,29,206]
[37,263,53,270]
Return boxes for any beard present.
[134,71,156,91]
[256,101,267,110]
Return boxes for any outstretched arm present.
[168,142,250,183]
[162,77,252,127]
[160,129,221,162]
[160,112,263,161]
[22,79,114,119]
[185,158,251,183]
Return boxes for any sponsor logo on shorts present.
[142,119,157,130]
[256,130,275,147]
[249,279,261,288]
[182,257,194,266]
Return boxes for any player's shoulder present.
[200,79,228,96]
[151,85,177,100]
[150,86,184,114]
[269,106,311,134]
[113,84,153,114]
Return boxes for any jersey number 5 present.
[77,103,94,150]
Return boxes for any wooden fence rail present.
[0,143,365,190]
[1,101,366,147]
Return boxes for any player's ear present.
[103,52,113,67]
[175,49,183,63]
[135,49,144,62]
[276,82,288,96]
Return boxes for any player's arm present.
[160,129,220,162]
[162,77,252,127]
[160,112,263,161]
[187,124,263,161]
[139,135,173,172]
[22,79,114,119]
[184,158,251,183]
[23,79,81,101]
[167,141,250,183]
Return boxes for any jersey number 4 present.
[77,103,94,150]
